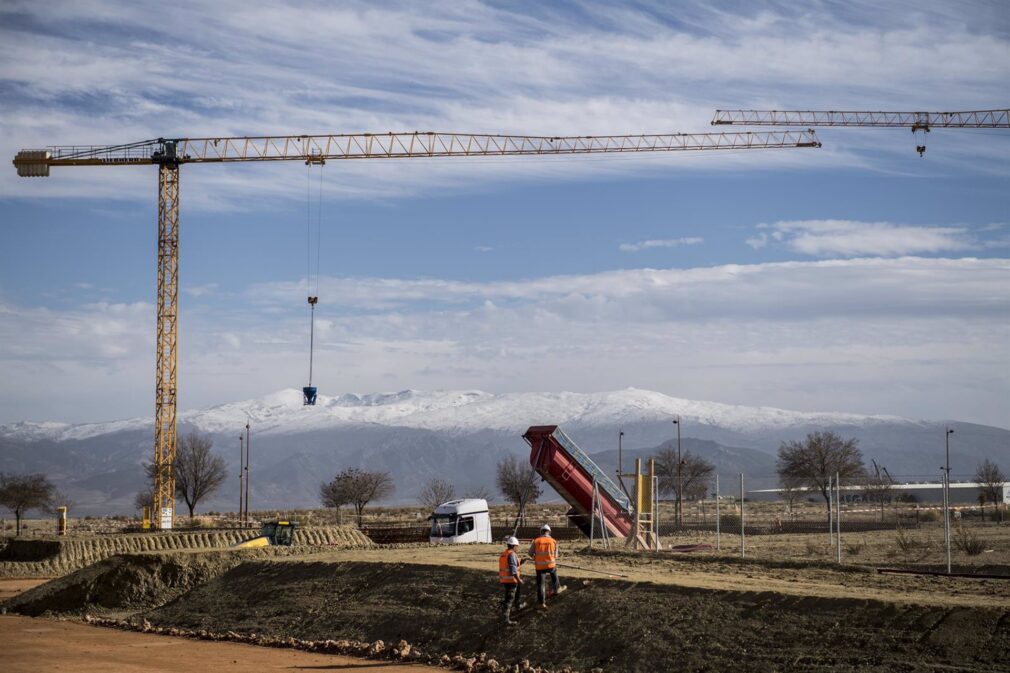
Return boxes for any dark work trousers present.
[500,582,521,622]
[536,568,560,605]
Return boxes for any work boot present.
[538,603,548,610]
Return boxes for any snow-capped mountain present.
[0,387,922,443]
[1,388,1006,515]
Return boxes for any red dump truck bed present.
[523,425,634,538]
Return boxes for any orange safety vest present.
[532,535,557,571]
[498,549,519,584]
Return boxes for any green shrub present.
[919,510,939,523]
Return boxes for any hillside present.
[1,388,1006,514]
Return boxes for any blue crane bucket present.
[302,386,318,406]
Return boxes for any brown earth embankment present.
[0,526,371,578]
[137,559,1010,673]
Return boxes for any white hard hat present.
[540,524,551,532]
[506,536,520,546]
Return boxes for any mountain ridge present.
[0,386,939,443]
[1,388,1005,515]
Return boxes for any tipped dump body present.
[524,425,633,538]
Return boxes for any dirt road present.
[0,578,47,601]
[1,614,436,673]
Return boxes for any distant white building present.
[748,481,1010,505]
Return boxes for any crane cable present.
[305,160,323,390]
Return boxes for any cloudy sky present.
[1,0,1008,427]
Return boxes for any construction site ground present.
[0,612,436,672]
[4,529,1009,673]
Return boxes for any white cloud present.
[474,246,493,253]
[1,2,1007,205]
[183,283,219,297]
[3,257,1007,426]
[619,237,703,252]
[753,220,980,257]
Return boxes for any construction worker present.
[530,523,560,609]
[498,535,523,625]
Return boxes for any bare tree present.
[319,479,350,524]
[777,431,865,520]
[464,485,492,501]
[45,489,76,515]
[133,488,154,515]
[862,462,895,522]
[778,475,805,518]
[418,478,456,510]
[655,448,715,502]
[174,432,228,519]
[0,473,55,535]
[496,455,541,522]
[321,468,395,526]
[975,459,1006,523]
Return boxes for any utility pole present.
[617,430,626,493]
[941,424,949,569]
[238,435,244,522]
[673,417,683,528]
[244,420,251,526]
[739,473,745,558]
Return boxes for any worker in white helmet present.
[498,535,524,625]
[530,523,560,609]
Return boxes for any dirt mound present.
[141,559,1010,673]
[2,550,256,616]
[0,526,371,578]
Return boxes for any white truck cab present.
[429,498,492,544]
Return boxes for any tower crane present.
[711,108,1009,155]
[12,128,821,529]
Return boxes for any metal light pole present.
[244,420,251,526]
[945,427,954,480]
[739,472,745,558]
[618,430,625,491]
[945,427,954,574]
[673,417,683,528]
[238,435,245,522]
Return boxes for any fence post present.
[835,471,842,563]
[653,475,660,552]
[715,474,720,552]
[828,475,834,547]
[943,470,952,574]
[740,473,745,559]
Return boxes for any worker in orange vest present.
[498,535,523,625]
[529,523,560,609]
